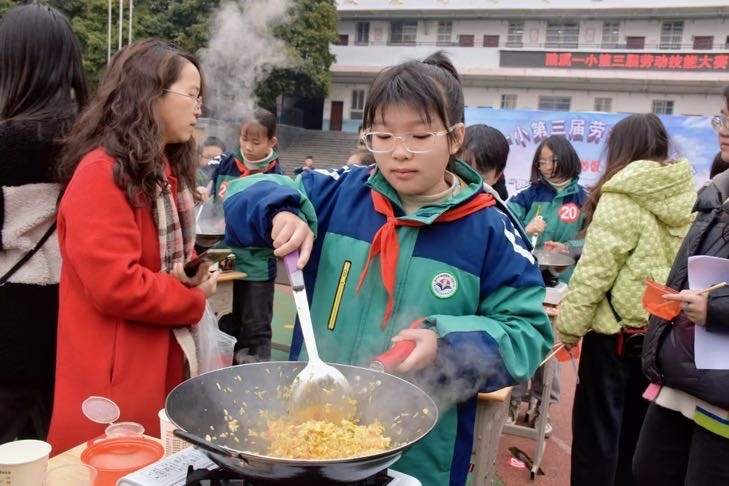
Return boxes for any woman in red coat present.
[47,40,218,454]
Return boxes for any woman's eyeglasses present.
[163,89,203,109]
[362,124,461,154]
[711,115,729,133]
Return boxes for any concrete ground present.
[495,361,575,485]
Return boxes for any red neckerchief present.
[234,157,277,177]
[356,189,496,328]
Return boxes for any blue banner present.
[464,108,717,196]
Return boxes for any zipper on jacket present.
[326,260,351,331]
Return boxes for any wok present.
[533,249,575,286]
[195,200,225,247]
[532,248,575,270]
[166,361,438,484]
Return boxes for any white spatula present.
[283,251,351,417]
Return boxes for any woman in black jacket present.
[0,4,87,441]
[633,96,729,485]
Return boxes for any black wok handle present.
[173,429,240,458]
[173,429,266,475]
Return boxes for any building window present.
[538,96,571,112]
[350,90,365,120]
[601,22,620,48]
[693,36,713,50]
[594,97,612,112]
[336,34,348,46]
[652,100,674,115]
[437,21,452,46]
[660,21,683,50]
[355,22,370,45]
[390,21,417,46]
[506,21,524,48]
[546,21,579,49]
[626,36,645,49]
[483,35,499,47]
[458,35,475,47]
[500,94,517,109]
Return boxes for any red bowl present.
[642,279,681,320]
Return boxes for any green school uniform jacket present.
[223,161,553,485]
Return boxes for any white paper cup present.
[158,408,190,456]
[0,439,51,486]
[45,463,97,486]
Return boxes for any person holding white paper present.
[555,113,696,486]
[634,86,729,485]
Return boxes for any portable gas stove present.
[118,446,421,486]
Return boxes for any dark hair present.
[530,135,581,183]
[583,113,670,223]
[460,124,509,175]
[202,136,226,152]
[348,148,376,166]
[362,51,464,169]
[711,151,729,178]
[305,155,314,160]
[723,85,729,106]
[240,108,277,139]
[0,4,88,125]
[58,39,203,205]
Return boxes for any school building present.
[324,0,729,132]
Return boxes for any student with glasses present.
[634,87,729,485]
[47,39,218,454]
[221,51,552,485]
[508,135,586,256]
[195,135,226,195]
[506,135,587,434]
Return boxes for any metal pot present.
[165,362,437,484]
[532,248,575,271]
[533,248,575,286]
[195,200,225,247]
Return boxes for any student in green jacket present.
[507,135,587,433]
[223,51,552,486]
[556,113,696,486]
[508,135,587,256]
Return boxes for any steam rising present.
[200,0,293,121]
[369,310,506,413]
[415,340,503,412]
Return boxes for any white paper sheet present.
[687,255,729,370]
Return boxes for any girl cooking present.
[221,51,552,486]
[508,135,586,256]
[506,135,587,430]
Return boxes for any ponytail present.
[422,50,461,83]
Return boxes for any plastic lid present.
[105,421,145,437]
[82,396,120,424]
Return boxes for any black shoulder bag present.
[0,222,57,286]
